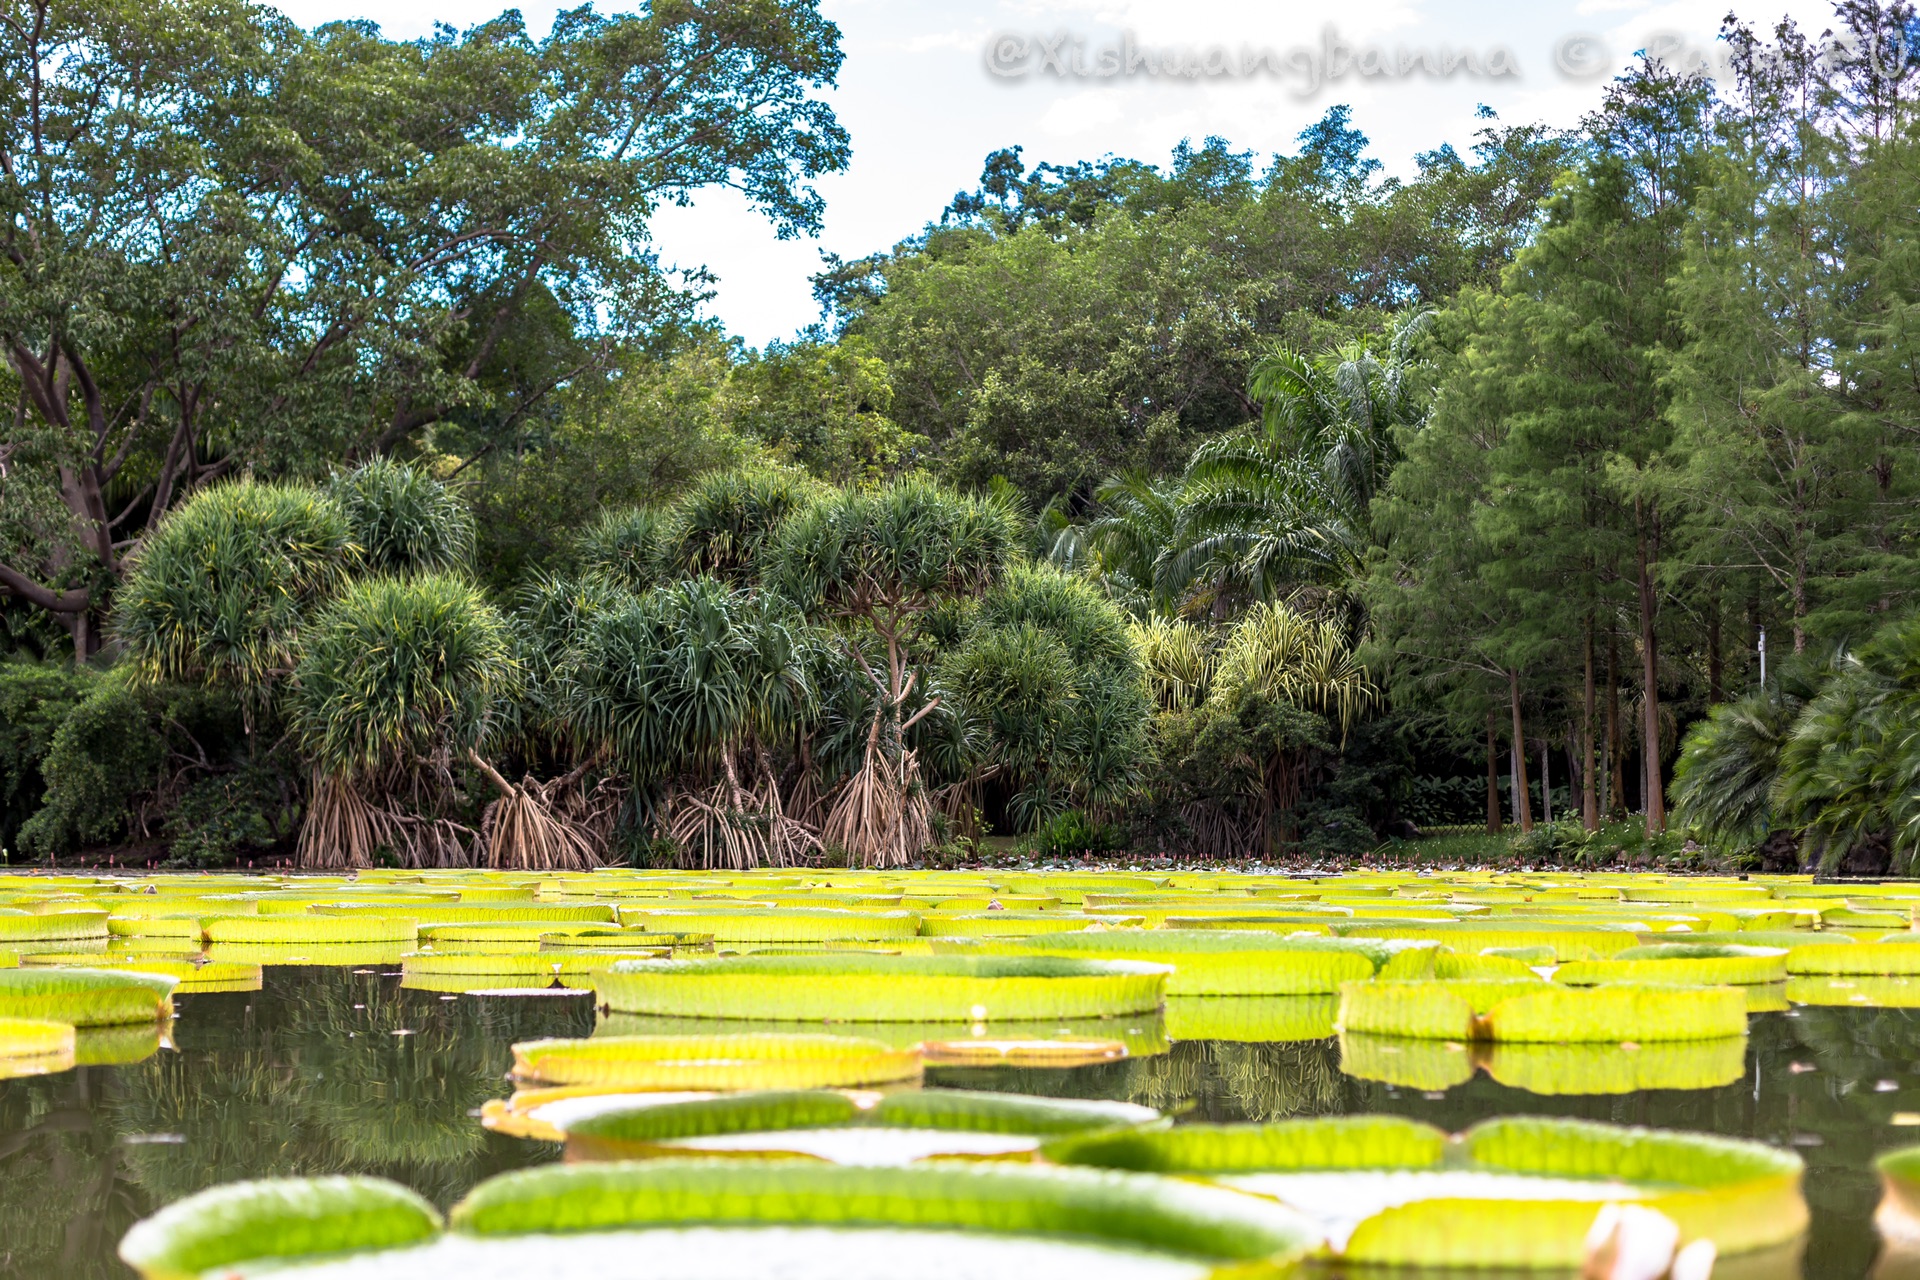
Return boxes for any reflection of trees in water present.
[928,1038,1346,1124]
[0,1069,147,1279]
[1126,1041,1345,1122]
[0,968,592,1279]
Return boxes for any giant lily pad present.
[203,916,418,945]
[960,931,1386,996]
[0,967,176,1026]
[1337,978,1747,1042]
[1046,1115,1805,1267]
[1556,943,1787,987]
[510,1033,924,1090]
[593,954,1170,1022]
[119,1162,1317,1280]
[563,1088,1159,1163]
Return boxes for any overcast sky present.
[277,0,1841,346]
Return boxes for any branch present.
[0,562,89,614]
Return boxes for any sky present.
[277,0,1841,346]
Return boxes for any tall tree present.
[0,0,849,653]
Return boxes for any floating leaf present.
[565,1088,1159,1163]
[118,1175,442,1280]
[0,967,175,1026]
[204,916,418,944]
[594,954,1169,1022]
[511,1033,924,1090]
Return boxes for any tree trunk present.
[1539,739,1552,825]
[1582,623,1599,832]
[1636,515,1666,834]
[1606,626,1625,817]
[1707,593,1724,704]
[1485,711,1502,834]
[1509,670,1533,833]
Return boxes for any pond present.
[2,964,1909,1279]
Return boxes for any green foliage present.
[292,576,517,780]
[18,672,169,858]
[1671,658,1828,853]
[0,0,850,638]
[768,477,1022,621]
[565,578,817,784]
[113,482,357,706]
[575,509,669,593]
[325,460,474,577]
[162,763,294,868]
[664,468,820,583]
[0,660,96,852]
[941,566,1154,829]
[1773,616,1920,874]
[1018,810,1127,859]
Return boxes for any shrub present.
[18,671,168,857]
[293,575,517,780]
[1019,810,1127,859]
[0,661,96,852]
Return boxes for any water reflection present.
[0,968,592,1279]
[3,970,1919,1280]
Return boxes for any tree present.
[0,0,849,651]
[1160,314,1431,614]
[112,481,357,715]
[564,576,818,869]
[1659,18,1869,656]
[940,564,1153,830]
[291,573,521,868]
[768,479,1020,864]
[325,460,474,578]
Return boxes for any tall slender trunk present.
[1606,625,1625,816]
[1508,669,1533,833]
[1582,623,1599,832]
[1539,739,1552,825]
[1485,711,1502,834]
[1707,593,1724,704]
[1636,515,1666,834]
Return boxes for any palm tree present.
[1773,617,1920,874]
[1670,656,1828,855]
[1160,313,1431,614]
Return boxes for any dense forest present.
[4,0,1920,873]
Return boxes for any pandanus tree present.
[114,481,358,720]
[325,459,476,577]
[664,467,820,583]
[565,577,820,869]
[939,565,1153,831]
[291,574,522,869]
[768,479,1021,865]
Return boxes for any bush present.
[1018,810,1126,859]
[293,575,517,780]
[18,672,168,858]
[114,480,356,704]
[0,661,97,853]
[162,763,295,867]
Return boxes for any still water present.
[0,967,1906,1279]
